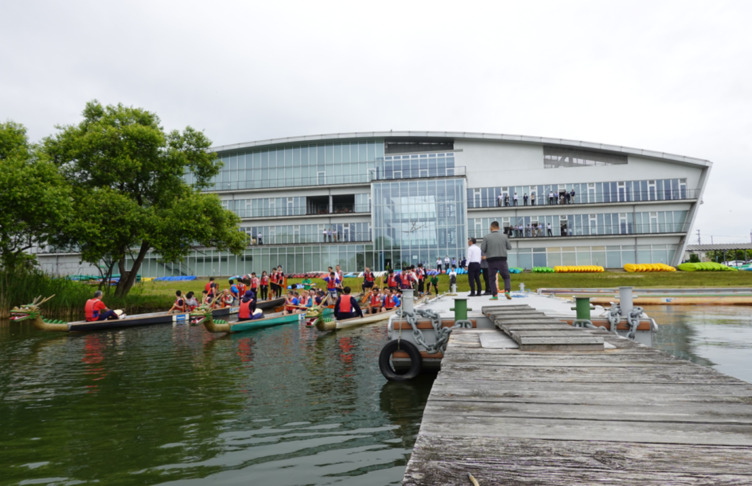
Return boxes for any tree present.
[0,122,72,271]
[44,101,248,297]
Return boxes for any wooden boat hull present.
[257,297,285,310]
[317,309,398,331]
[64,307,233,332]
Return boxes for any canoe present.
[305,308,397,332]
[257,297,285,309]
[9,298,234,333]
[194,307,304,333]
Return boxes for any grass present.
[5,270,752,320]
[138,270,752,298]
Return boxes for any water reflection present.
[2,304,752,484]
[647,305,752,383]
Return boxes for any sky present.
[2,0,751,243]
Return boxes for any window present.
[544,147,627,168]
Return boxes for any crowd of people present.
[87,232,512,325]
[496,189,576,207]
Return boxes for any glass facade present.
[189,140,384,191]
[543,146,628,168]
[467,178,690,208]
[131,244,377,279]
[372,178,466,270]
[240,222,371,245]
[375,152,457,180]
[469,211,688,239]
[222,193,370,218]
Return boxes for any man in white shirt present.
[465,237,482,296]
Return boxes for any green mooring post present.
[450,297,471,322]
[574,296,593,321]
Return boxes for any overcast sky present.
[2,0,750,243]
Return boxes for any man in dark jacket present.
[480,221,512,300]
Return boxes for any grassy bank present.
[139,271,752,299]
[5,270,752,320]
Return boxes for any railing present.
[469,223,689,239]
[369,165,467,181]
[211,173,371,191]
[230,205,370,219]
[469,188,699,209]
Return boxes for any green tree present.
[0,121,72,271]
[44,101,248,297]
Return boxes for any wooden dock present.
[403,304,752,485]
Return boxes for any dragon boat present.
[9,295,234,332]
[256,297,286,310]
[190,304,304,333]
[305,306,397,332]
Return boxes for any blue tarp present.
[154,276,198,281]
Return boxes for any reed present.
[0,269,179,320]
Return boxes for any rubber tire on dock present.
[379,340,422,381]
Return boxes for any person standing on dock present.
[481,221,512,300]
[466,237,482,297]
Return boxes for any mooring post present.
[450,297,471,322]
[402,288,415,314]
[619,286,634,317]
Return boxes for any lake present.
[1,304,750,485]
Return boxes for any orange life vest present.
[239,299,254,319]
[339,295,353,313]
[84,298,102,321]
[384,295,394,309]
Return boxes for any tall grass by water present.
[0,269,167,320]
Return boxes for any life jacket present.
[387,274,397,288]
[326,277,337,290]
[237,282,247,296]
[365,271,374,282]
[250,277,259,290]
[339,295,353,314]
[370,293,381,307]
[85,298,100,321]
[260,275,269,285]
[222,295,233,308]
[174,297,185,311]
[285,296,299,312]
[204,282,213,293]
[239,299,254,319]
[384,295,394,310]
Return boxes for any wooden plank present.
[404,435,752,485]
[423,399,752,424]
[416,413,752,445]
[405,307,752,484]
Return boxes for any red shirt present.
[85,298,106,321]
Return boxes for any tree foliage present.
[0,122,72,271]
[44,101,247,297]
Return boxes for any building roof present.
[685,243,752,251]
[212,131,712,168]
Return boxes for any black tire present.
[379,340,422,381]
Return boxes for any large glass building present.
[38,132,711,277]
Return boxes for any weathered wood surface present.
[403,308,752,485]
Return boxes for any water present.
[648,305,752,383]
[0,320,433,485]
[2,305,752,485]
